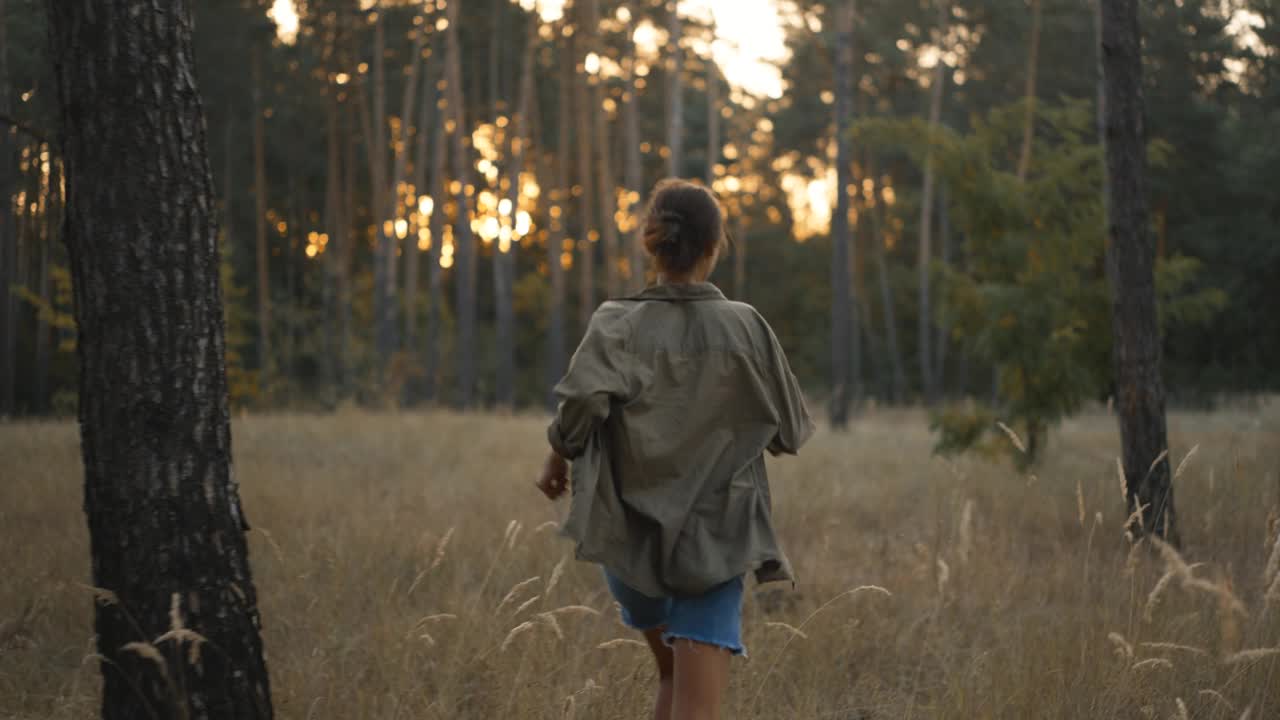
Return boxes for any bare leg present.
[643,627,675,720]
[671,639,732,720]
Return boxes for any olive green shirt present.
[547,282,815,597]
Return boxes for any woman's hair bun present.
[641,179,727,278]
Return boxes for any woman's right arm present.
[546,307,637,460]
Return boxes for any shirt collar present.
[628,282,727,303]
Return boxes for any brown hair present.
[641,178,728,278]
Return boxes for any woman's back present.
[550,281,812,597]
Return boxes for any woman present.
[537,178,814,720]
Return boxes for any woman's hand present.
[536,450,570,500]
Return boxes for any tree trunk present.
[445,0,477,407]
[622,1,645,292]
[585,0,621,299]
[0,0,14,416]
[1017,0,1043,182]
[33,176,51,410]
[495,16,537,409]
[323,94,341,398]
[918,11,947,406]
[251,45,272,384]
[573,31,597,334]
[405,37,437,402]
[340,102,357,399]
[545,26,572,409]
[424,70,448,405]
[378,8,428,370]
[46,1,273,716]
[829,0,855,428]
[868,155,908,404]
[934,183,952,393]
[1100,0,1178,544]
[665,1,684,177]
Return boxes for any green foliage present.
[861,98,1222,465]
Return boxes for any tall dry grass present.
[1,406,1278,719]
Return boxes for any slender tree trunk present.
[665,1,684,177]
[1100,0,1178,544]
[584,0,621,298]
[381,10,428,369]
[868,156,907,404]
[495,16,537,409]
[0,0,14,416]
[545,27,572,408]
[573,31,597,334]
[323,94,341,397]
[33,176,50,410]
[47,1,273,716]
[340,103,357,399]
[934,184,952,393]
[405,39,437,401]
[622,1,645,292]
[369,6,392,367]
[918,10,947,405]
[829,0,855,428]
[445,0,477,407]
[1017,0,1043,182]
[424,72,447,405]
[252,45,272,384]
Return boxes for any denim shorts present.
[604,570,746,656]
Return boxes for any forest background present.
[1,0,1276,441]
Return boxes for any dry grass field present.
[2,407,1279,719]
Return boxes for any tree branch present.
[0,113,52,146]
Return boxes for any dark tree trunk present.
[323,94,341,398]
[340,102,357,399]
[585,0,621,299]
[0,0,13,416]
[46,1,273,717]
[665,1,683,177]
[829,0,855,428]
[33,179,51,410]
[544,28,572,409]
[251,45,271,384]
[444,0,477,407]
[1017,0,1043,182]
[868,154,908,404]
[495,16,537,409]
[405,36,437,404]
[1100,0,1178,544]
[423,101,446,405]
[934,184,953,393]
[622,2,645,292]
[573,30,597,334]
[918,11,947,405]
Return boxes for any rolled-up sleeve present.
[547,308,636,460]
[763,327,815,456]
